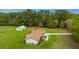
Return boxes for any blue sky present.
[50,9,79,14]
[0,9,24,13]
[67,9,79,14]
[0,9,79,14]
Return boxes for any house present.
[25,29,47,45]
[16,26,26,31]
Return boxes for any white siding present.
[44,35,48,41]
[44,34,48,41]
[16,26,26,31]
[26,39,39,45]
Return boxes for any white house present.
[16,26,26,31]
[25,29,47,45]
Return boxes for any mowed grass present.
[0,26,74,49]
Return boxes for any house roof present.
[27,29,46,41]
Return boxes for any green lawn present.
[0,26,78,49]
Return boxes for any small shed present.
[25,29,47,45]
[16,26,26,31]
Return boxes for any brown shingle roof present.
[27,29,46,41]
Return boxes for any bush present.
[65,18,79,43]
[59,20,64,28]
[73,32,79,42]
[71,20,79,42]
[65,19,74,29]
[66,19,79,43]
[47,20,59,28]
[52,20,59,28]
[38,22,43,27]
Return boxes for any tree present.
[65,14,79,43]
[72,19,79,42]
[0,9,72,28]
[38,10,50,27]
[38,22,43,27]
[55,10,71,27]
[47,19,59,28]
[55,10,71,21]
[60,20,65,28]
[64,19,74,29]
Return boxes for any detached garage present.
[16,26,26,31]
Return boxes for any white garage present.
[16,26,26,31]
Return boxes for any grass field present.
[0,26,78,49]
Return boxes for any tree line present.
[0,9,71,28]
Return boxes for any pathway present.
[45,33,72,35]
[45,33,72,41]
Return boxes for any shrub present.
[66,18,79,43]
[47,20,59,28]
[65,18,79,43]
[59,20,65,28]
[52,20,59,28]
[71,20,79,42]
[64,19,74,29]
[38,22,43,27]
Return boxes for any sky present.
[0,9,24,13]
[0,9,79,14]
[67,9,79,14]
